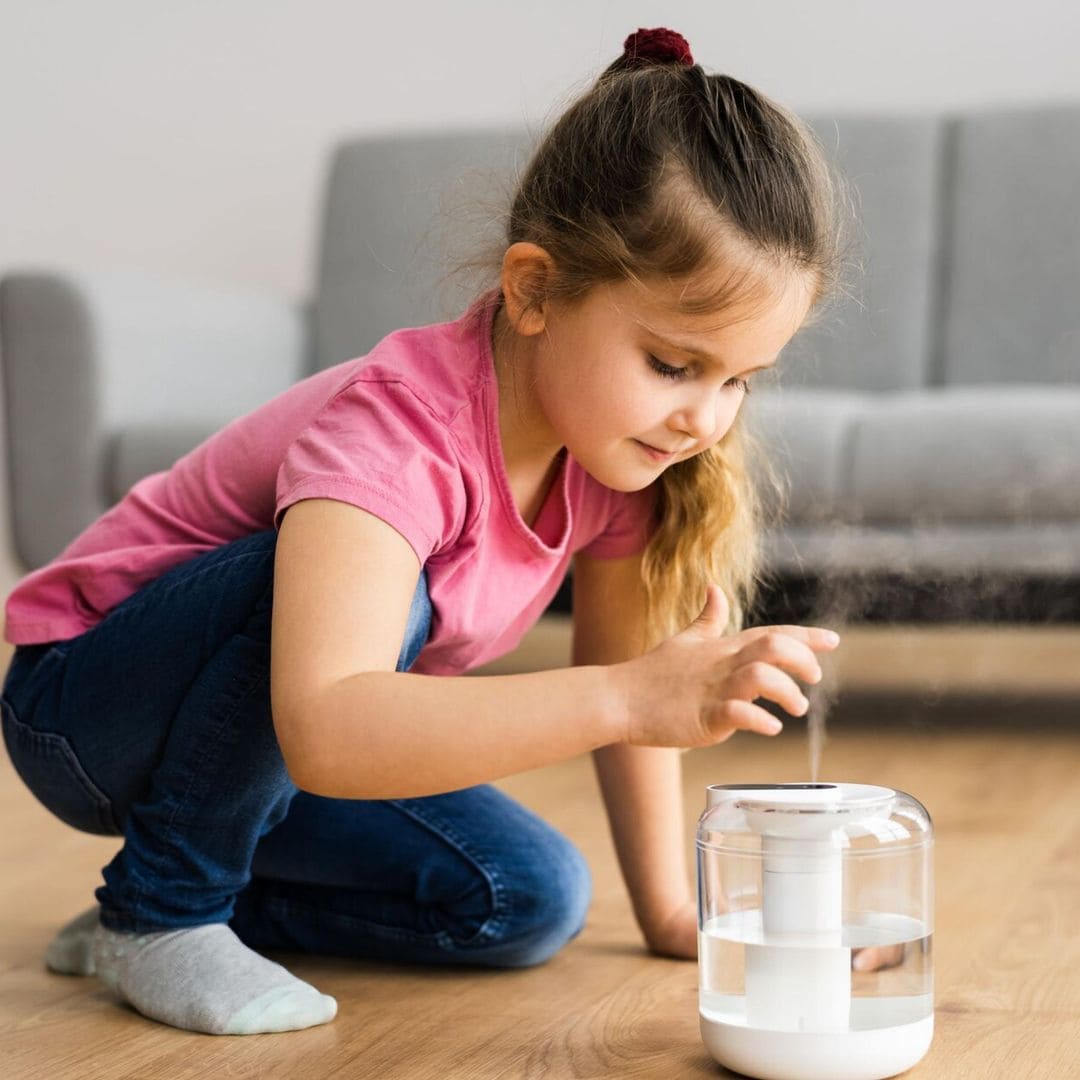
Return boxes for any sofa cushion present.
[749,386,1080,527]
[847,387,1080,523]
[745,388,867,523]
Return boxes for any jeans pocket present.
[1,694,120,836]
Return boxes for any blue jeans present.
[1,530,590,967]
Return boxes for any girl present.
[1,28,845,1036]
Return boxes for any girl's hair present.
[470,39,853,646]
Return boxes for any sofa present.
[2,105,1079,627]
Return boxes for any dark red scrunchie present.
[621,27,694,68]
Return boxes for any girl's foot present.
[48,915,334,1032]
[46,905,337,1034]
[86,919,337,1035]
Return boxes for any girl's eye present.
[646,354,753,395]
[646,354,690,381]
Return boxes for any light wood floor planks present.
[1,628,1079,1078]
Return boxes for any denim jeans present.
[1,530,591,967]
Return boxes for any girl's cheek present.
[721,395,747,429]
[704,405,742,449]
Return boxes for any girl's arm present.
[271,499,623,799]
[572,548,696,957]
[272,499,829,803]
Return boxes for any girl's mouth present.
[634,439,676,463]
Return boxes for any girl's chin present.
[575,449,667,492]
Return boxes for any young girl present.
[1,28,844,1036]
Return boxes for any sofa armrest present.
[0,270,311,570]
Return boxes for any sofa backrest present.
[312,128,532,374]
[941,106,1080,386]
[313,105,1080,391]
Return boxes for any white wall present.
[2,0,1078,302]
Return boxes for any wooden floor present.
[1,646,1079,1077]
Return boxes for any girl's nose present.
[670,388,733,442]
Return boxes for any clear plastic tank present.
[697,783,934,1080]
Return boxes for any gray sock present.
[88,920,337,1035]
[46,905,101,975]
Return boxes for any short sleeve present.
[274,378,467,564]
[578,483,659,559]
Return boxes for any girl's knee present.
[492,832,592,968]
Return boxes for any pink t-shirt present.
[4,292,658,675]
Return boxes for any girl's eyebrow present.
[649,333,778,374]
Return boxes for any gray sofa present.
[2,105,1079,624]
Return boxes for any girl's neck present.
[490,304,564,482]
[488,304,567,530]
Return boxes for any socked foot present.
[90,921,337,1035]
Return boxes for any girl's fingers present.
[727,661,808,719]
[706,698,787,738]
[852,944,906,972]
[737,630,823,687]
[742,624,840,652]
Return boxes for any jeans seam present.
[383,798,508,945]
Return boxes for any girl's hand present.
[642,899,698,960]
[612,584,839,749]
[852,944,906,973]
[639,898,907,971]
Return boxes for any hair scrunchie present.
[621,27,694,68]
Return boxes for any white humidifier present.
[697,783,934,1080]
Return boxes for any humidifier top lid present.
[698,782,933,851]
[707,782,893,812]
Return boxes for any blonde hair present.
[458,47,853,645]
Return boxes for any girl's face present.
[526,272,816,491]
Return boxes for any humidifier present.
[696,783,933,1080]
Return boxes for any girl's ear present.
[500,242,556,336]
